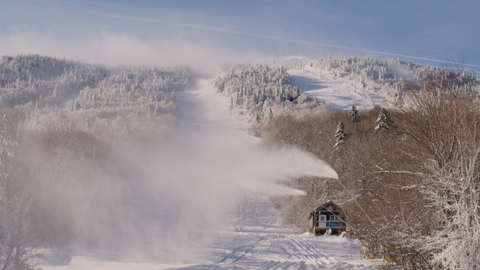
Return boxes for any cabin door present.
[317,215,327,228]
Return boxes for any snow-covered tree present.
[393,72,480,269]
[266,108,274,122]
[214,64,323,134]
[0,108,38,270]
[349,105,360,122]
[374,107,392,131]
[424,142,480,269]
[333,122,347,148]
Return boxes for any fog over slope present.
[110,78,338,260]
[0,54,343,268]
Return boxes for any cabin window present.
[319,215,326,221]
[330,215,339,221]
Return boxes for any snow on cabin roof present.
[308,201,345,220]
[313,201,343,213]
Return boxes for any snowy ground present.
[40,76,377,270]
[41,198,376,270]
[169,197,376,270]
[289,68,388,111]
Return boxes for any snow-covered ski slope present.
[42,198,374,270]
[289,67,388,111]
[40,78,375,270]
[178,198,375,270]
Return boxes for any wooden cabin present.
[308,201,346,236]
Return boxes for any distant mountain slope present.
[289,67,387,110]
[0,54,109,107]
[214,56,479,137]
[284,55,479,109]
[0,54,192,135]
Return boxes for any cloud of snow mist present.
[0,29,264,77]
[387,59,415,80]
[95,79,337,262]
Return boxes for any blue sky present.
[1,0,478,71]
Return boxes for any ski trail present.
[289,68,387,110]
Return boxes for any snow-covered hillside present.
[39,78,374,270]
[214,56,480,133]
[288,68,387,110]
[284,55,479,110]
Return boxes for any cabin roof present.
[312,200,343,213]
[308,201,344,220]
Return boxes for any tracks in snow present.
[215,233,371,269]
[289,68,387,111]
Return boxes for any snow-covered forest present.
[0,55,190,131]
[0,54,192,270]
[1,53,480,270]
[214,56,479,135]
[214,64,323,135]
[284,55,479,106]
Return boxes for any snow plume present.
[386,58,415,79]
[100,78,337,262]
[0,30,261,77]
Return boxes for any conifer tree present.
[374,107,393,131]
[349,105,360,122]
[334,122,347,148]
[267,108,274,121]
